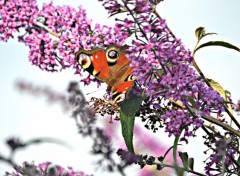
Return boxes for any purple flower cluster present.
[0,0,228,142]
[204,139,237,176]
[99,0,225,140]
[1,1,238,175]
[162,109,203,143]
[6,161,93,176]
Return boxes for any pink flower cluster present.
[0,1,127,75]
[23,2,91,72]
[0,0,38,41]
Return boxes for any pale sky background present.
[0,0,240,175]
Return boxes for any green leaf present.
[195,27,217,42]
[195,27,205,41]
[157,69,164,76]
[119,111,135,152]
[120,95,146,153]
[188,158,194,170]
[237,156,240,164]
[208,78,226,99]
[203,32,217,38]
[208,78,233,115]
[194,41,240,54]
[179,152,189,169]
[225,90,231,96]
[181,95,195,108]
[179,153,194,171]
[188,96,195,106]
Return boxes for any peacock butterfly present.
[75,45,136,103]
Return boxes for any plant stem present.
[0,154,16,167]
[173,135,180,166]
[173,135,184,176]
[121,0,149,41]
[162,163,206,176]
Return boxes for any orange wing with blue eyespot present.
[75,45,136,103]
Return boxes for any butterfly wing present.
[111,81,135,103]
[105,46,131,75]
[75,46,136,103]
[75,48,110,82]
[104,46,136,102]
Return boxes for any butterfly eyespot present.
[106,49,119,64]
[114,93,126,103]
[126,74,137,81]
[108,50,119,59]
[78,53,91,69]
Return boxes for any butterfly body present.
[75,46,136,103]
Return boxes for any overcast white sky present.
[1,0,240,175]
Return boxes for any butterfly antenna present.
[86,87,107,95]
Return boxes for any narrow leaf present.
[194,41,240,54]
[203,32,217,38]
[120,95,146,152]
[181,95,195,108]
[208,78,233,115]
[195,27,217,42]
[120,111,135,152]
[195,27,205,41]
[161,144,182,162]
[26,137,72,149]
[208,79,226,99]
[225,90,231,96]
[179,152,189,169]
[188,158,194,170]
[120,95,145,116]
